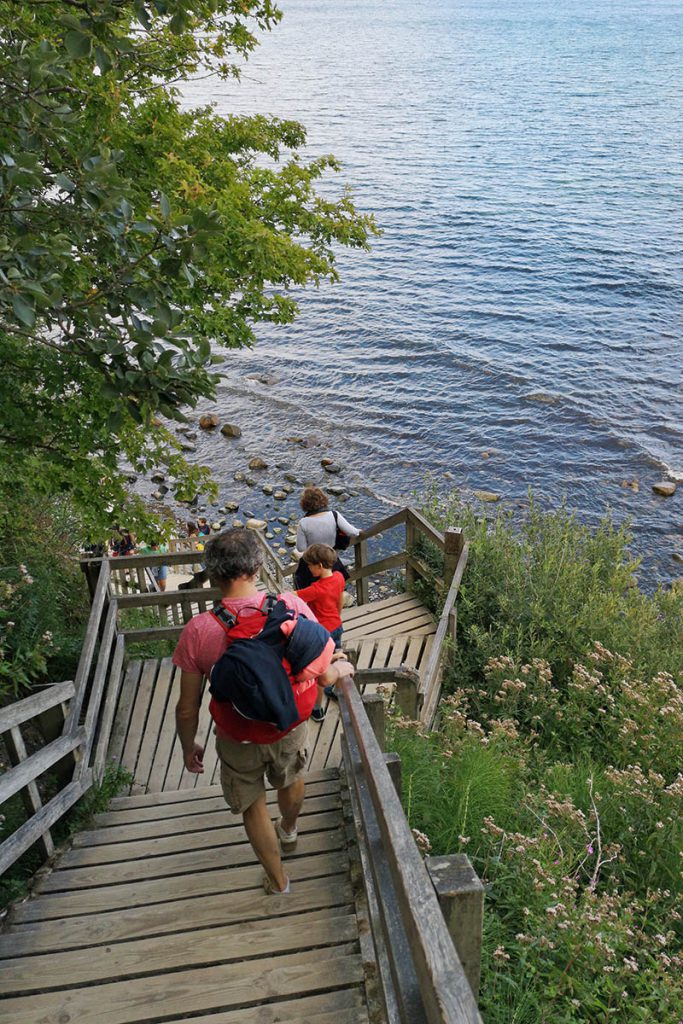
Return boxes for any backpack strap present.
[210,603,238,635]
[210,593,279,636]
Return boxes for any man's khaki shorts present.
[215,721,309,814]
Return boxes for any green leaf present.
[94,47,112,74]
[11,294,36,328]
[64,31,92,59]
[159,193,171,219]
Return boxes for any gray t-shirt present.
[296,510,360,552]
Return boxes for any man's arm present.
[176,670,204,773]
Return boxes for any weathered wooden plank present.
[426,854,484,1002]
[339,674,482,1023]
[106,766,339,810]
[73,794,340,849]
[342,593,424,626]
[0,873,353,957]
[355,640,377,670]
[0,947,365,1024]
[371,637,393,669]
[0,681,74,733]
[348,551,407,582]
[0,772,91,877]
[0,910,359,995]
[121,624,184,643]
[405,508,446,552]
[107,659,142,763]
[3,727,54,860]
[131,657,175,791]
[119,659,159,775]
[81,601,118,766]
[347,610,436,641]
[307,708,341,774]
[419,543,469,728]
[387,636,410,668]
[12,848,348,921]
[144,665,181,793]
[93,634,126,780]
[354,507,408,542]
[64,559,110,737]
[167,989,368,1024]
[89,777,341,830]
[116,586,220,609]
[401,635,426,673]
[58,809,343,869]
[37,826,344,892]
[0,729,84,806]
[343,605,432,638]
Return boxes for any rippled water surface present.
[180,0,683,582]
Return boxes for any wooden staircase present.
[0,769,371,1024]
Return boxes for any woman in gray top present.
[294,487,360,588]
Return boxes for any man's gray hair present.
[203,529,262,584]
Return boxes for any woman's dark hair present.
[186,521,198,536]
[203,529,262,584]
[300,486,329,514]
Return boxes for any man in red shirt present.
[173,530,354,894]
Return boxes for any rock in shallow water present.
[473,489,501,503]
[199,414,219,430]
[249,457,268,470]
[652,481,677,497]
[221,423,242,438]
[246,519,267,531]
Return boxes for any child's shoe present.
[310,705,326,722]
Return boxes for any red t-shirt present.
[295,572,345,632]
[172,592,333,744]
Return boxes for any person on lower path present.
[294,543,346,722]
[173,529,354,894]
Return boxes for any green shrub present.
[384,490,683,1022]
[421,490,683,686]
[0,497,90,699]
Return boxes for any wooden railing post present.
[426,854,484,1003]
[383,751,402,800]
[362,693,386,751]
[394,667,420,719]
[405,515,416,591]
[355,537,369,606]
[3,727,55,861]
[443,528,464,583]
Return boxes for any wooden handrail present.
[419,543,470,727]
[0,681,75,733]
[338,673,482,1023]
[0,560,123,876]
[406,508,447,552]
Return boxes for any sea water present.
[178,0,683,584]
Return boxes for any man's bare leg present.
[242,793,288,891]
[277,776,305,833]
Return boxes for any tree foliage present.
[0,0,376,536]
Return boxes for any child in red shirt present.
[295,543,345,721]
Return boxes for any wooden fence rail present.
[338,672,483,1023]
[0,560,124,876]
